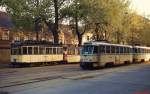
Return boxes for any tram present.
[11,40,80,67]
[80,41,133,69]
[64,45,80,63]
[80,41,150,69]
[11,40,63,66]
[133,46,150,63]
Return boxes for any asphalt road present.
[0,63,150,94]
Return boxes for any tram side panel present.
[66,47,80,63]
[133,47,150,62]
[80,43,133,69]
[99,54,132,67]
[11,54,64,65]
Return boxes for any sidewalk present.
[0,62,10,68]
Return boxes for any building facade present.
[0,11,13,64]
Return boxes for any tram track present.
[0,76,62,88]
[0,63,149,89]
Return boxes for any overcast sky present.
[130,0,150,17]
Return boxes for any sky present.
[130,0,150,17]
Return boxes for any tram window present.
[28,47,32,55]
[67,49,71,55]
[142,49,144,53]
[127,48,130,53]
[57,48,63,54]
[53,48,57,54]
[140,49,143,53]
[72,48,75,55]
[78,48,80,55]
[57,48,59,54]
[68,48,75,55]
[133,48,137,53]
[46,48,49,54]
[106,46,111,53]
[143,49,145,53]
[145,49,147,53]
[126,47,129,53]
[137,48,141,53]
[72,49,75,55]
[124,47,127,53]
[125,47,127,53]
[81,45,94,54]
[68,48,71,55]
[93,46,98,54]
[99,45,105,53]
[12,49,17,55]
[130,48,132,53]
[18,48,21,54]
[75,48,80,55]
[120,47,123,53]
[147,49,149,53]
[111,46,115,53]
[49,48,52,54]
[60,48,63,54]
[23,47,27,54]
[116,46,119,53]
[39,47,45,54]
[74,48,79,55]
[146,49,148,53]
[34,47,38,54]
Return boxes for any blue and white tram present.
[80,41,133,69]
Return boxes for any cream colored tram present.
[65,45,80,63]
[133,46,150,63]
[11,41,63,66]
[80,42,133,69]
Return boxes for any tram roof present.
[11,40,63,48]
[83,41,132,47]
[133,46,150,49]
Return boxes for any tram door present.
[63,47,67,62]
[93,46,100,66]
[115,46,120,64]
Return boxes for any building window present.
[2,31,9,40]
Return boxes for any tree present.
[88,0,130,42]
[61,0,94,46]
[61,0,130,45]
[1,0,69,44]
[43,0,69,44]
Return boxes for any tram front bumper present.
[80,62,98,68]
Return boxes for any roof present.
[134,46,150,49]
[11,40,63,48]
[84,41,132,48]
[0,11,14,28]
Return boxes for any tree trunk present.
[95,23,100,41]
[36,32,39,41]
[75,2,82,46]
[78,35,83,46]
[53,0,59,44]
[53,32,59,44]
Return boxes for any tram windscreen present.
[81,45,94,54]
